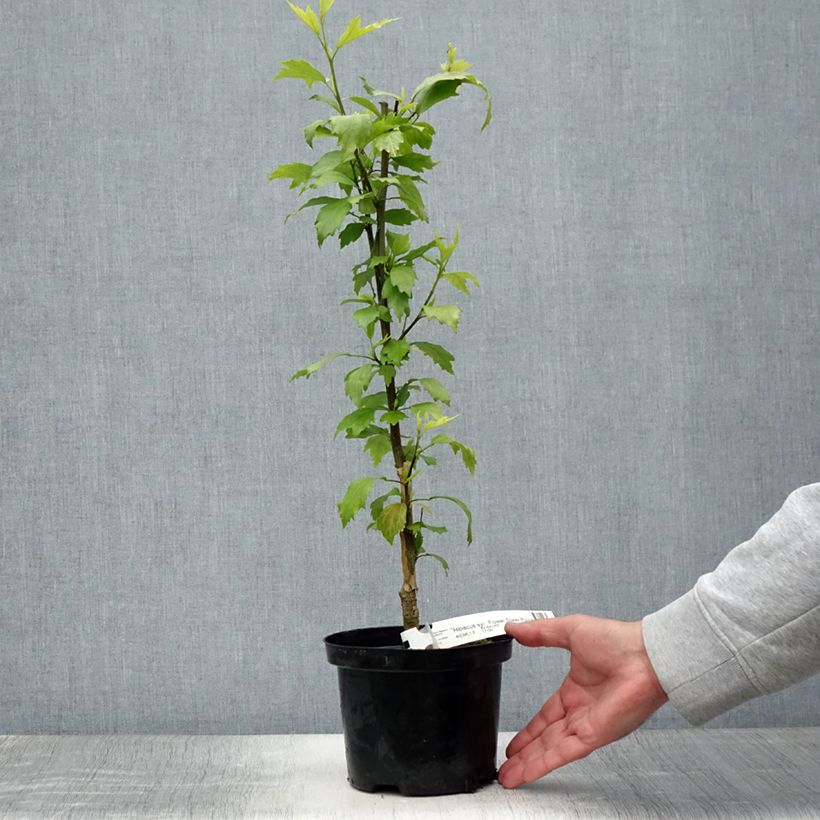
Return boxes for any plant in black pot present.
[270,0,511,796]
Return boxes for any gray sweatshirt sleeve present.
[641,482,820,725]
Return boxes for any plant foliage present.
[270,1,490,628]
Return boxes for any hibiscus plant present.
[270,0,491,630]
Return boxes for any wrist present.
[631,619,669,706]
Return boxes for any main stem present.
[372,101,420,631]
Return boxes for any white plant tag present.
[401,609,555,650]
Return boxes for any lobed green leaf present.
[335,406,378,439]
[336,16,400,51]
[388,264,416,296]
[416,377,450,406]
[422,303,461,332]
[286,2,321,34]
[329,112,373,157]
[364,433,393,466]
[338,476,377,527]
[339,221,366,248]
[442,271,479,294]
[412,341,455,374]
[376,501,407,544]
[315,198,352,246]
[344,364,377,404]
[268,162,313,188]
[384,208,416,226]
[429,433,476,475]
[380,337,410,365]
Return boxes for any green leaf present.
[273,58,326,88]
[364,433,393,466]
[401,239,437,263]
[339,221,366,248]
[336,16,400,51]
[401,122,435,150]
[371,129,404,155]
[417,377,450,406]
[308,149,345,178]
[424,495,473,544]
[412,341,455,374]
[395,381,419,406]
[335,406,377,439]
[353,304,389,337]
[329,112,373,157]
[344,364,376,404]
[417,550,449,575]
[443,271,479,294]
[383,208,416,226]
[370,488,401,522]
[388,264,416,296]
[338,477,377,527]
[378,364,395,384]
[435,227,459,265]
[348,95,381,116]
[440,43,472,73]
[409,401,443,420]
[352,266,373,294]
[286,2,321,34]
[319,0,335,19]
[358,391,388,409]
[410,64,493,131]
[422,303,461,332]
[290,352,355,381]
[315,198,352,246]
[285,196,335,226]
[387,232,411,256]
[376,502,407,544]
[340,295,373,306]
[303,119,331,147]
[307,169,355,189]
[360,75,404,100]
[423,414,459,432]
[381,409,407,424]
[421,522,448,535]
[430,433,476,475]
[381,338,410,365]
[268,162,313,189]
[393,152,438,173]
[382,277,410,319]
[396,176,428,221]
[308,93,343,113]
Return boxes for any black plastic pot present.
[324,625,513,796]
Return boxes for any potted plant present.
[269,0,512,795]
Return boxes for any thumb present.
[505,615,578,649]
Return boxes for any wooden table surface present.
[0,729,818,818]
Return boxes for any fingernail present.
[498,761,522,789]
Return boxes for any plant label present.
[401,610,555,649]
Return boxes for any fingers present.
[505,688,566,758]
[498,733,592,789]
[504,616,577,649]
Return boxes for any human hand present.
[498,615,668,789]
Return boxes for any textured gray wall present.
[2,0,819,734]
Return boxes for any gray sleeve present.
[641,482,820,725]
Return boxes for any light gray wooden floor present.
[0,729,818,818]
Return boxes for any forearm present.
[642,482,820,725]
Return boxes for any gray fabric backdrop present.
[2,0,819,733]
